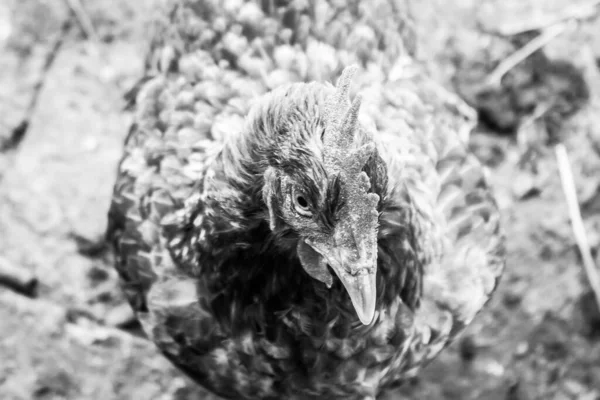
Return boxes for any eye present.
[293,194,312,217]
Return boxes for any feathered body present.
[108,1,505,399]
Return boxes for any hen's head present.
[257,66,384,325]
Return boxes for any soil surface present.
[1,1,600,399]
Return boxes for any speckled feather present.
[107,1,505,399]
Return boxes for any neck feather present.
[162,84,424,331]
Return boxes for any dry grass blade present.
[555,143,600,310]
[483,0,600,36]
[0,256,38,297]
[1,18,71,151]
[484,22,569,88]
[64,0,100,43]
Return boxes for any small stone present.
[104,303,137,329]
[511,172,540,200]
[514,342,529,358]
[480,358,505,377]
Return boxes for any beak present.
[328,262,377,325]
[303,218,379,325]
[298,239,377,325]
[299,168,381,325]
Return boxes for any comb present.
[320,65,380,275]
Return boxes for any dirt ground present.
[1,1,600,399]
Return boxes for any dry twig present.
[63,0,100,43]
[0,256,38,297]
[484,22,570,88]
[482,0,600,36]
[0,19,71,151]
[555,143,600,310]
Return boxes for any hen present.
[107,0,505,399]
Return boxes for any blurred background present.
[1,0,600,399]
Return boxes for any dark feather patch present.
[361,150,388,211]
[320,173,344,230]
